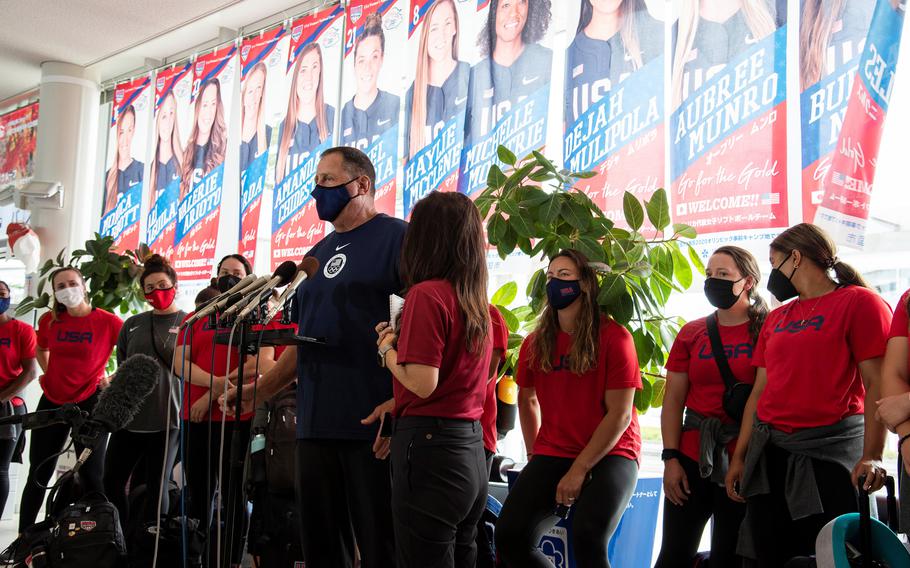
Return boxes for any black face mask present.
[767,253,799,302]
[215,274,241,293]
[704,277,744,310]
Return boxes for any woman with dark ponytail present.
[725,223,891,566]
[657,246,767,567]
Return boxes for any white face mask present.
[55,286,85,309]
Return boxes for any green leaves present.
[497,145,517,166]
[622,192,644,231]
[644,188,671,231]
[492,282,518,307]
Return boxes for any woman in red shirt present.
[18,267,122,532]
[374,191,492,568]
[725,224,891,566]
[496,249,641,568]
[657,246,768,567]
[0,281,37,517]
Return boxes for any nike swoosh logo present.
[455,96,467,106]
[129,326,139,333]
[522,76,540,86]
[336,243,351,251]
[378,119,391,126]
[128,181,140,187]
[745,35,759,45]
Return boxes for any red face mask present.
[145,287,177,311]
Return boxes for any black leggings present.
[103,428,179,523]
[19,393,106,532]
[655,454,745,568]
[0,437,18,517]
[183,420,251,525]
[496,454,638,568]
[746,443,858,567]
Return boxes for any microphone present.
[73,354,160,470]
[226,261,298,319]
[181,274,260,327]
[259,257,320,324]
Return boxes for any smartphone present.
[554,504,571,519]
[379,412,393,438]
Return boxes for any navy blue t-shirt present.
[404,61,470,154]
[565,12,663,123]
[465,42,552,144]
[340,90,400,150]
[109,159,144,199]
[239,124,272,173]
[154,156,180,195]
[295,213,407,440]
[276,105,336,177]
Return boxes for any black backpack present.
[265,386,298,494]
[48,494,127,568]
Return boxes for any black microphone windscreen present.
[274,261,298,286]
[92,353,160,432]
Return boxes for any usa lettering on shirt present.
[56,331,94,343]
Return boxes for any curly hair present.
[478,0,552,58]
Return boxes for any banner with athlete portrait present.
[0,102,38,190]
[174,45,237,280]
[813,0,905,248]
[563,0,665,229]
[271,5,344,270]
[341,0,407,217]
[147,62,192,260]
[401,0,478,218]
[100,75,152,252]
[459,0,555,197]
[240,26,288,266]
[799,0,875,223]
[669,2,788,236]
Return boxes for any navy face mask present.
[312,178,357,222]
[546,278,582,311]
[0,298,9,315]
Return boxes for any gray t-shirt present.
[116,310,186,432]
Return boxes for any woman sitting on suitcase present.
[725,224,891,567]
[656,246,768,568]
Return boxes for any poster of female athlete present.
[174,45,236,281]
[146,62,192,260]
[239,25,288,266]
[460,0,555,197]
[0,102,38,190]
[341,0,407,217]
[563,0,664,228]
[271,5,344,270]
[100,75,151,252]
[799,0,874,222]
[669,0,788,236]
[401,0,475,219]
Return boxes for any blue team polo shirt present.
[295,213,407,440]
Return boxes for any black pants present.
[103,428,179,523]
[496,454,638,568]
[390,417,488,568]
[655,454,745,568]
[295,438,395,568]
[0,437,17,517]
[183,420,251,525]
[19,393,106,532]
[746,443,858,567]
[476,449,496,568]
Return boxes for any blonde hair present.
[104,105,136,214]
[241,62,269,159]
[148,91,185,210]
[409,0,460,160]
[275,44,329,184]
[671,0,777,107]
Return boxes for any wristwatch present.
[661,449,683,462]
[377,344,394,368]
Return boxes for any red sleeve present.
[665,322,694,373]
[18,321,37,359]
[490,306,508,357]
[604,323,642,390]
[396,285,448,368]
[890,291,910,339]
[847,290,892,363]
[35,313,51,349]
[752,314,772,368]
[515,336,535,388]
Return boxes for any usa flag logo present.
[760,193,780,205]
[831,171,847,187]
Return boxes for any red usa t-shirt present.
[754,286,891,433]
[665,318,756,462]
[481,306,509,453]
[889,290,909,371]
[36,309,122,405]
[516,317,642,461]
[394,279,492,420]
[176,314,252,422]
[0,319,37,390]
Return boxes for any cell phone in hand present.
[379,412,393,438]
[554,504,571,519]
